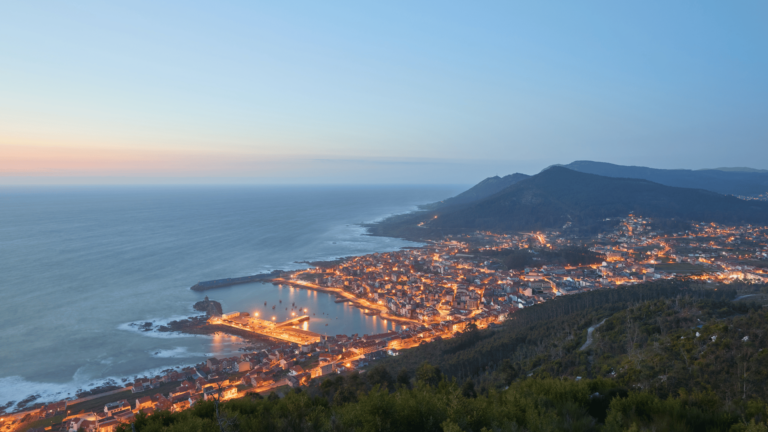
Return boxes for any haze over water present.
[0,185,462,410]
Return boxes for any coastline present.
[160,318,283,347]
[0,186,460,414]
[166,216,430,371]
[182,217,432,333]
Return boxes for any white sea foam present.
[364,205,422,224]
[0,333,252,412]
[0,363,197,413]
[117,315,206,339]
[149,347,209,359]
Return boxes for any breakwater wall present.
[190,270,283,291]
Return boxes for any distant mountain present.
[559,161,768,196]
[371,167,768,239]
[427,173,530,208]
[709,167,768,173]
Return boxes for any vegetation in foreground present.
[118,372,768,432]
[119,280,768,431]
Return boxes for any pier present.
[190,271,281,291]
[211,313,321,345]
[275,315,310,327]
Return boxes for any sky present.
[1,1,767,184]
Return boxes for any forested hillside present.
[378,280,745,386]
[117,376,757,432]
[369,167,768,240]
[122,280,768,431]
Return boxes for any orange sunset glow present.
[1,145,251,175]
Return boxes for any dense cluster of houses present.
[592,216,768,284]
[293,216,768,318]
[295,243,528,323]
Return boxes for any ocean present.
[0,184,463,411]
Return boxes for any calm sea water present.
[0,185,462,410]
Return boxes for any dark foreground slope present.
[370,167,768,240]
[561,160,768,197]
[120,281,768,432]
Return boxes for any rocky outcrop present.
[193,296,223,317]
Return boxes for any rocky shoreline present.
[192,297,223,316]
[156,299,281,348]
[294,257,354,269]
[157,316,280,347]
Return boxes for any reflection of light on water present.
[217,281,400,337]
[302,321,308,331]
[210,332,243,356]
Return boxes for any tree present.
[461,380,477,398]
[397,368,412,388]
[367,365,394,390]
[211,382,238,432]
[464,322,479,334]
[416,362,443,387]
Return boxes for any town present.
[5,215,767,432]
[281,214,768,320]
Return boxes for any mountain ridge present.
[370,166,768,240]
[423,173,530,209]
[555,160,768,196]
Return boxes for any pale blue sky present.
[1,1,767,184]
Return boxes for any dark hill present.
[427,173,529,208]
[560,160,768,196]
[370,167,768,239]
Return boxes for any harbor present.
[209,312,322,345]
